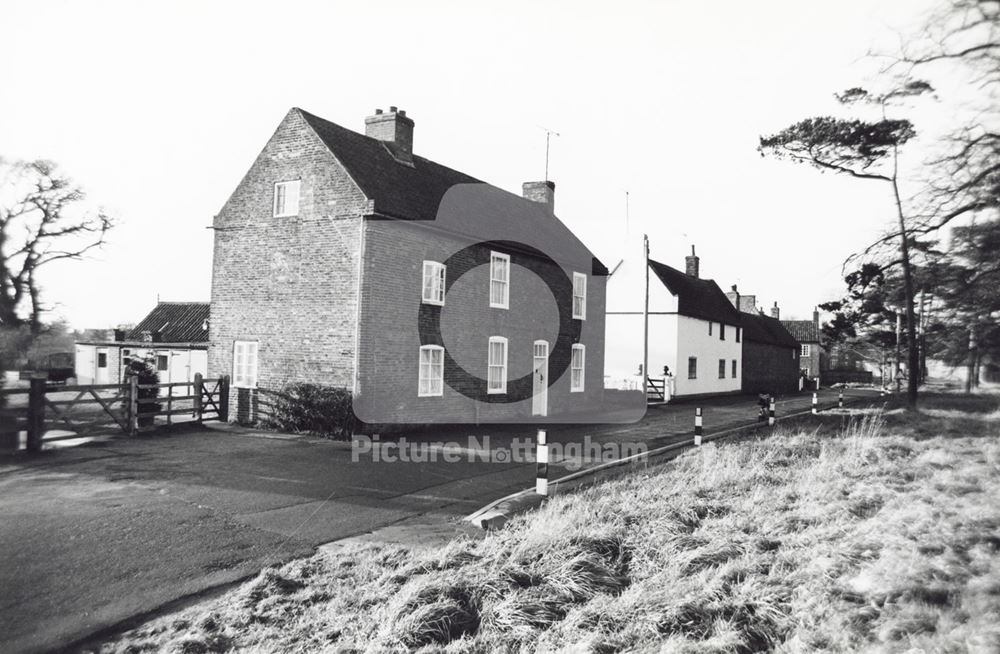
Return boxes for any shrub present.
[263,382,355,440]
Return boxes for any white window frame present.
[571,344,586,392]
[572,272,587,320]
[422,261,446,306]
[418,345,444,397]
[487,336,508,394]
[273,180,301,218]
[801,344,811,357]
[233,340,259,389]
[489,251,510,309]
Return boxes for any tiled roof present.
[296,109,606,274]
[781,320,820,343]
[741,312,799,347]
[648,260,742,325]
[127,303,210,343]
[299,109,481,222]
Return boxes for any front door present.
[532,340,549,416]
[95,348,110,384]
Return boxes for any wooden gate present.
[0,374,230,452]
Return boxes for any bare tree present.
[0,159,112,333]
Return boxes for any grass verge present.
[97,399,1000,653]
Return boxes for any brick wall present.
[355,219,606,424]
[209,108,368,417]
[742,341,800,394]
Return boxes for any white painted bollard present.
[812,392,818,415]
[838,391,844,408]
[535,429,548,496]
[768,397,776,427]
[694,407,703,446]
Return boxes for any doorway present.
[532,340,549,416]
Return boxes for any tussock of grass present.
[99,405,1000,653]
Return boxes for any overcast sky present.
[0,0,951,329]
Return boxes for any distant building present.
[605,245,742,400]
[782,309,822,383]
[74,303,209,387]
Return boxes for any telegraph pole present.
[642,234,650,399]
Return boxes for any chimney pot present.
[770,301,780,320]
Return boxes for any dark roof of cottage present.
[741,312,799,347]
[126,303,210,343]
[299,109,481,222]
[781,320,820,343]
[647,260,742,324]
[296,108,606,274]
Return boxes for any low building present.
[74,302,209,387]
[605,245,743,400]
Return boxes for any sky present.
[0,0,952,329]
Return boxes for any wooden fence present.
[0,374,230,453]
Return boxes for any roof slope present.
[742,312,799,347]
[127,303,210,343]
[781,320,820,343]
[297,108,605,273]
[298,109,481,222]
[648,260,742,324]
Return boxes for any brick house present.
[723,289,800,394]
[209,107,606,425]
[605,246,743,400]
[781,309,822,384]
[74,302,209,388]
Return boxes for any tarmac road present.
[0,387,880,653]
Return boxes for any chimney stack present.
[726,285,741,310]
[770,302,780,320]
[522,181,555,212]
[813,307,820,329]
[365,107,414,164]
[726,285,758,313]
[685,245,700,278]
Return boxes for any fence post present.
[812,392,818,415]
[194,373,204,424]
[694,407,703,446]
[27,375,46,452]
[768,396,776,427]
[535,429,549,496]
[219,376,230,422]
[127,375,139,436]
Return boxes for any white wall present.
[672,315,742,396]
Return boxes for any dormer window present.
[273,180,301,217]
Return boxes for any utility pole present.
[642,234,650,400]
